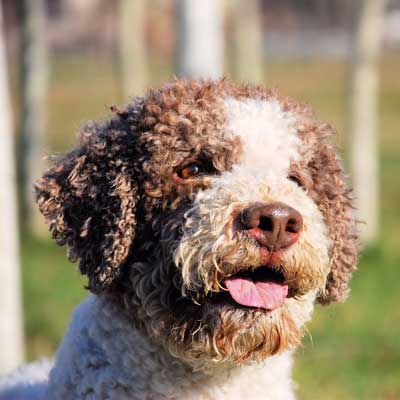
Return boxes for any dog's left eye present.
[178,163,203,179]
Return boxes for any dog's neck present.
[46,295,296,400]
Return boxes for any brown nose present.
[240,202,303,250]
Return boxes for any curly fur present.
[0,79,358,400]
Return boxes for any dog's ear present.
[35,119,139,293]
[308,138,358,304]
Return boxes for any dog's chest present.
[190,356,296,400]
[46,296,296,400]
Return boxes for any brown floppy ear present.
[307,137,358,304]
[35,119,139,293]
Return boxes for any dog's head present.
[35,79,357,370]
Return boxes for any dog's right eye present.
[178,163,204,179]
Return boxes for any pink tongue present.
[225,277,288,310]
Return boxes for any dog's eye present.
[178,163,203,179]
[288,175,304,188]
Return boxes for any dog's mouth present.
[224,266,288,310]
[208,265,293,311]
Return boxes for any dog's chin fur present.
[165,301,304,371]
[124,262,308,372]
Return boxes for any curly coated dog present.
[0,79,358,400]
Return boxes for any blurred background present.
[0,0,399,399]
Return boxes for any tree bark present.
[176,0,224,79]
[349,0,387,243]
[119,0,148,98]
[231,0,263,83]
[0,2,25,373]
[18,0,48,236]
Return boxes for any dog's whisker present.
[303,325,314,348]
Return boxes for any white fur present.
[224,97,300,175]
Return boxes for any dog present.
[0,79,358,399]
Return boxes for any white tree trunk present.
[0,3,25,373]
[176,0,224,79]
[349,0,387,243]
[119,0,148,97]
[231,0,263,83]
[19,0,48,235]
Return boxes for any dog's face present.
[36,80,357,370]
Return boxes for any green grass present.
[21,236,85,358]
[19,52,400,399]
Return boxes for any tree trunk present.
[349,0,387,244]
[176,0,224,79]
[119,0,148,98]
[18,0,48,236]
[231,0,263,83]
[0,2,25,374]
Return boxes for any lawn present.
[18,52,400,399]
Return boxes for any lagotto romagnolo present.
[0,79,358,400]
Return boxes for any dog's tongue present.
[225,277,288,310]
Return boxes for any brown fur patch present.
[35,115,143,292]
[294,118,358,303]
